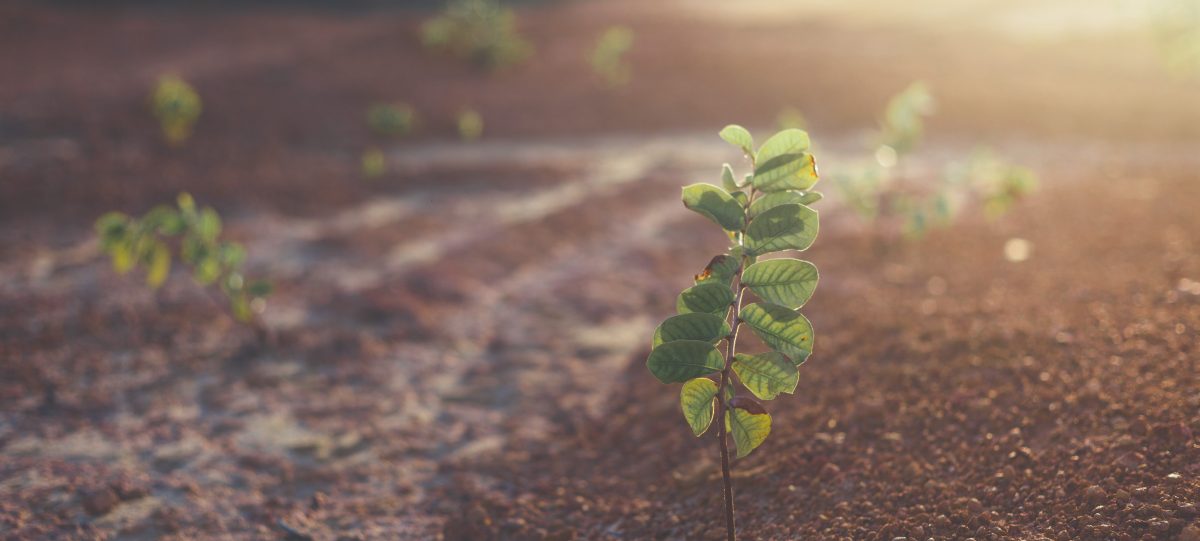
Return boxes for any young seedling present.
[457,108,484,141]
[95,193,271,330]
[647,125,820,540]
[421,0,532,71]
[835,82,934,229]
[367,103,417,138]
[1150,0,1200,78]
[151,75,202,146]
[948,147,1038,221]
[834,83,1036,240]
[590,26,634,88]
[361,147,387,179]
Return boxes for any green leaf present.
[732,352,798,400]
[180,235,203,265]
[177,192,196,214]
[142,205,182,235]
[676,282,735,316]
[95,212,130,249]
[755,129,811,165]
[653,313,732,347]
[681,184,744,232]
[111,243,134,274]
[694,254,741,286]
[220,242,246,268]
[646,340,725,384]
[752,152,818,192]
[726,397,772,458]
[680,378,718,436]
[719,124,754,156]
[741,258,819,309]
[799,191,823,205]
[230,294,252,322]
[748,190,822,219]
[721,164,739,192]
[196,208,222,242]
[744,203,819,256]
[145,241,171,288]
[194,257,221,285]
[740,302,814,365]
[247,280,273,298]
[158,212,186,235]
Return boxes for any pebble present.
[81,488,119,517]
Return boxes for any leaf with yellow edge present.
[732,352,798,400]
[145,241,171,288]
[680,378,718,436]
[726,397,772,458]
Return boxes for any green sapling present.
[96,193,271,327]
[647,125,821,541]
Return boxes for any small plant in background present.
[647,125,821,540]
[835,82,934,227]
[590,26,634,87]
[776,106,807,131]
[952,147,1039,220]
[876,81,935,165]
[1150,0,1200,78]
[834,83,1036,240]
[361,147,387,179]
[150,75,202,146]
[421,0,532,71]
[96,193,271,325]
[367,102,417,138]
[457,108,484,141]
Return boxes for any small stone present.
[820,463,842,479]
[1179,523,1200,541]
[1083,485,1107,505]
[81,487,119,516]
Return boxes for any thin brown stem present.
[714,182,757,541]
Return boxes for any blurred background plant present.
[1150,0,1200,78]
[776,107,807,131]
[96,193,271,324]
[150,75,202,146]
[367,102,417,138]
[876,81,935,162]
[361,147,387,179]
[420,0,532,70]
[590,26,634,88]
[835,83,1037,240]
[457,108,484,141]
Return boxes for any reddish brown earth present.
[1,1,1199,540]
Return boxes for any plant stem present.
[716,282,746,541]
[715,185,757,541]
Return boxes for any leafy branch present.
[420,0,532,71]
[647,125,820,540]
[95,193,271,333]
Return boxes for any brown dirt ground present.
[2,0,1199,540]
